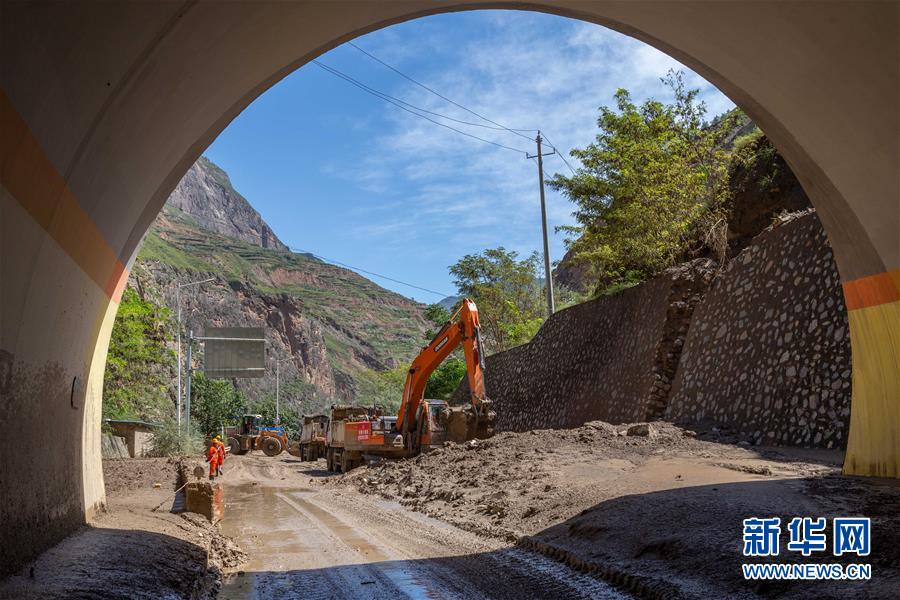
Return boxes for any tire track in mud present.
[219,456,630,599]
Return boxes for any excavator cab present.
[413,399,454,450]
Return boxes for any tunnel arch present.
[1,1,897,576]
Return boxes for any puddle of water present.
[374,561,446,600]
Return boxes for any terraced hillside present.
[127,158,429,410]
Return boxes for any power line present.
[336,43,580,174]
[313,60,529,154]
[536,131,577,175]
[289,246,453,298]
[157,209,454,298]
[318,61,521,132]
[347,41,538,141]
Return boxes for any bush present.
[103,287,175,421]
[148,420,204,457]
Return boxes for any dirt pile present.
[335,421,713,541]
[329,423,900,599]
[103,457,178,495]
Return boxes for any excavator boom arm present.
[396,299,486,435]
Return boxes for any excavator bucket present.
[445,400,496,443]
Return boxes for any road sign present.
[201,327,266,379]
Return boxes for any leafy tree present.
[189,373,244,437]
[424,359,466,400]
[549,70,740,293]
[355,365,408,414]
[424,303,451,326]
[147,420,203,457]
[103,287,174,421]
[449,247,544,353]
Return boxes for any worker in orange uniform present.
[214,435,226,477]
[206,440,220,481]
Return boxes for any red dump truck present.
[324,405,402,472]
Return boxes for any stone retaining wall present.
[458,211,851,449]
[665,212,850,448]
[454,260,714,431]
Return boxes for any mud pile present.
[331,423,900,599]
[337,421,705,541]
[103,457,178,495]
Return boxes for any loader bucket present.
[287,441,301,457]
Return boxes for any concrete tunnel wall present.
[1,0,898,575]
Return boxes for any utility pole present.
[185,330,193,433]
[528,131,556,316]
[175,278,213,431]
[274,357,292,425]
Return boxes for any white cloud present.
[337,11,734,264]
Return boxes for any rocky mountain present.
[167,157,287,250]
[130,157,429,411]
[437,295,462,311]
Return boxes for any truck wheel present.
[261,437,283,457]
[340,451,351,473]
[227,437,242,455]
[326,448,334,472]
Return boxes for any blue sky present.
[205,10,733,303]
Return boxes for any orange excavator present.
[324,299,495,472]
[396,297,496,448]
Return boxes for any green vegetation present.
[449,247,545,353]
[549,70,741,294]
[188,373,244,437]
[354,303,468,408]
[424,359,466,400]
[103,288,175,421]
[147,421,204,457]
[423,303,452,339]
[355,365,407,414]
[138,205,428,384]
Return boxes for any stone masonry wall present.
[454,260,714,431]
[457,210,850,449]
[665,212,850,448]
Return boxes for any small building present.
[103,419,159,458]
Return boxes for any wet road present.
[218,455,629,599]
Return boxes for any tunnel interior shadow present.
[0,526,212,599]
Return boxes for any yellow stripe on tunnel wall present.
[0,88,128,303]
[844,299,900,477]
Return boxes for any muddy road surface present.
[218,454,629,599]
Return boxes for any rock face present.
[167,156,287,250]
[553,248,591,293]
[459,210,850,449]
[725,135,812,254]
[665,211,850,448]
[131,157,429,407]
